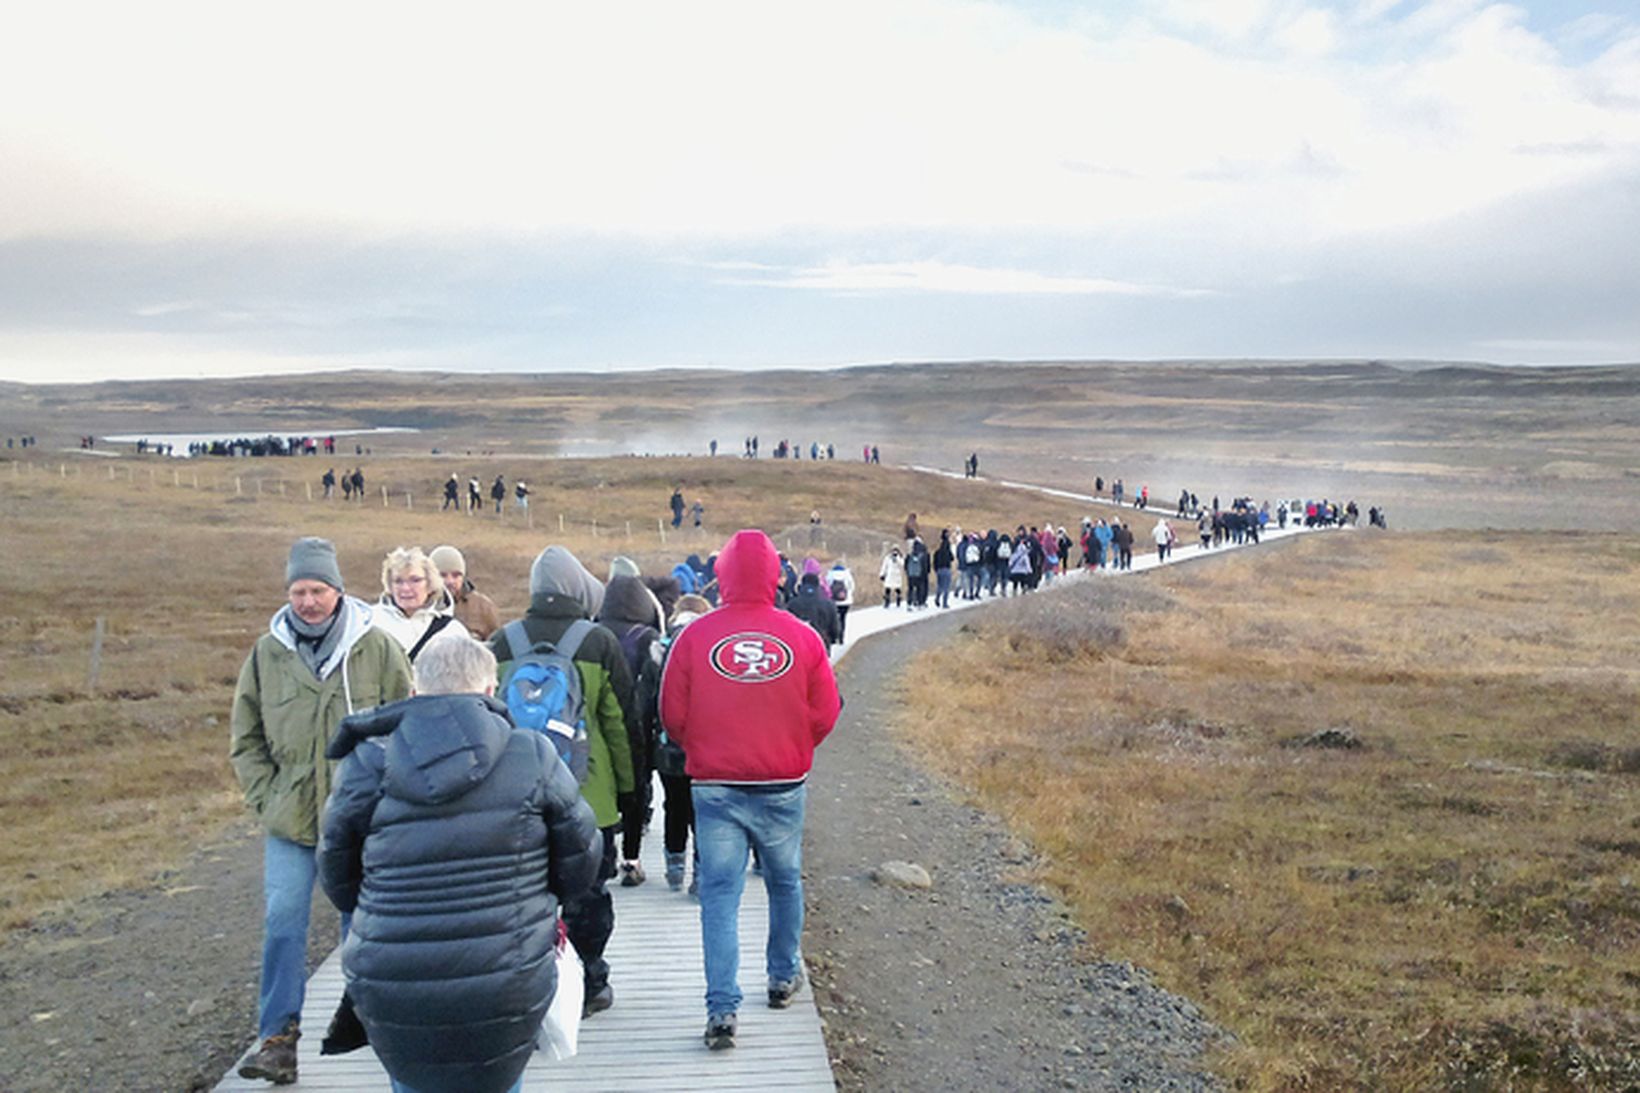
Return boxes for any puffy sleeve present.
[317,744,386,915]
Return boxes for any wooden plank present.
[217,780,835,1091]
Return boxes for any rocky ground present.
[0,824,337,1093]
[808,609,1220,1091]
[0,604,1219,1093]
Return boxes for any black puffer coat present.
[318,694,600,1093]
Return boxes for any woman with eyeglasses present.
[372,546,470,662]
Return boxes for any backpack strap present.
[556,618,595,662]
[500,619,532,664]
[407,615,453,663]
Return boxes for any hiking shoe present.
[704,1012,738,1050]
[618,860,646,887]
[768,969,804,1009]
[238,1023,299,1085]
[665,851,686,891]
[583,982,614,1017]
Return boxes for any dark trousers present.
[564,824,618,991]
[621,751,652,860]
[836,604,850,641]
[660,772,695,855]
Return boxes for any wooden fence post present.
[658,517,666,546]
[306,481,312,501]
[279,480,286,496]
[406,491,413,510]
[109,465,116,480]
[236,477,242,495]
[381,486,389,508]
[87,617,105,695]
[559,513,565,533]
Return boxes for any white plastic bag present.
[539,935,584,1060]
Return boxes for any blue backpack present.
[499,619,595,782]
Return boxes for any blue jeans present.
[391,1081,521,1093]
[259,835,348,1038]
[692,783,807,1017]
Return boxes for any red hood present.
[717,529,781,605]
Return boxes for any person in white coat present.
[372,546,470,661]
[877,547,906,609]
[825,560,856,640]
[1152,518,1175,563]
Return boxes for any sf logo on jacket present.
[709,633,793,682]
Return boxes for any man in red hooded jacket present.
[660,529,841,1050]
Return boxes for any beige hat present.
[429,544,466,574]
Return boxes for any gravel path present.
[807,607,1221,1091]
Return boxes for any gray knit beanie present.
[287,537,344,591]
[608,555,640,580]
[429,544,466,575]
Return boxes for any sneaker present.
[238,1023,300,1085]
[618,860,646,887]
[688,872,699,899]
[704,1012,738,1050]
[583,982,614,1017]
[665,851,686,891]
[768,969,804,1009]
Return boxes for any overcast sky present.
[2,0,1637,382]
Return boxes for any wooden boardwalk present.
[217,813,835,1091]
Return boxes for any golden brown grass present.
[896,531,1640,1090]
[0,451,1100,931]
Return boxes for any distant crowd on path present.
[730,436,880,463]
[232,528,842,1090]
[125,434,349,458]
[6,436,37,449]
[876,489,1378,612]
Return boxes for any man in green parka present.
[489,544,636,1018]
[230,537,412,1085]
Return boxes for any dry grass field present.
[897,532,1640,1089]
[3,359,1638,532]
[3,357,1637,1087]
[0,451,1098,932]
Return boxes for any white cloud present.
[0,0,1633,247]
[717,259,1216,297]
[1275,8,1339,57]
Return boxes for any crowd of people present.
[224,457,1376,1090]
[232,530,842,1090]
[170,435,347,457]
